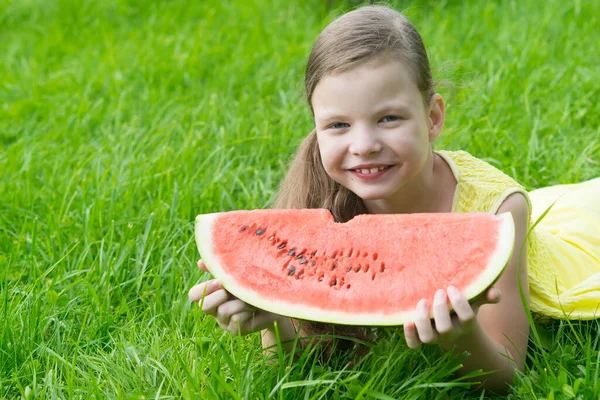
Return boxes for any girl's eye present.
[381,115,400,123]
[330,122,349,129]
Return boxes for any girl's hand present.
[403,286,501,349]
[189,260,283,335]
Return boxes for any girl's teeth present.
[357,166,387,174]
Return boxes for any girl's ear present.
[427,94,445,142]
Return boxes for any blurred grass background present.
[1,0,599,398]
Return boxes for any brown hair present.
[273,4,435,358]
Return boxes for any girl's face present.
[312,57,444,202]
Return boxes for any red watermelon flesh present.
[195,209,514,326]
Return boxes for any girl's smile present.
[348,164,395,180]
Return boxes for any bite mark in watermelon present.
[195,209,514,326]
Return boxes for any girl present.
[188,4,600,391]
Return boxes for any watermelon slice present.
[195,209,514,326]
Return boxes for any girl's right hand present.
[188,259,283,335]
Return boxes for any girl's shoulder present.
[437,150,531,215]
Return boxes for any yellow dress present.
[437,150,600,320]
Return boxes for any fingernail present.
[418,299,428,309]
[435,289,445,299]
[447,286,458,295]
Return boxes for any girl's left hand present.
[403,286,501,349]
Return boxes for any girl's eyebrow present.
[315,110,348,124]
[374,103,412,115]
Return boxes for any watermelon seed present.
[318,272,324,282]
[299,259,307,265]
[296,254,304,259]
[346,284,351,289]
[297,270,305,279]
[288,249,296,256]
[372,273,376,281]
[332,263,338,270]
[268,235,275,242]
[347,265,353,272]
[373,253,378,261]
[240,226,248,232]
[256,229,265,235]
[278,242,287,249]
[348,249,353,257]
[380,263,386,272]
[364,264,370,272]
[331,251,338,259]
[329,276,337,287]
[287,266,296,276]
[311,261,316,267]
[354,264,361,273]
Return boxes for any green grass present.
[1,0,599,398]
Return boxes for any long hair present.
[273,4,436,358]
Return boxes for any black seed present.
[278,243,286,249]
[256,229,264,235]
[347,266,353,272]
[296,254,304,259]
[311,261,316,267]
[299,259,307,265]
[287,266,296,276]
[288,249,296,256]
[240,226,247,232]
[332,263,338,270]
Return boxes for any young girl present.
[188,4,600,391]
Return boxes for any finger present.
[188,280,222,302]
[447,286,475,323]
[197,259,209,272]
[217,299,257,320]
[414,299,437,344]
[226,311,255,334]
[471,286,502,310]
[239,312,281,334]
[432,289,453,336]
[486,287,501,304]
[199,289,230,316]
[404,322,422,349]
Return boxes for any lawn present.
[1,0,599,398]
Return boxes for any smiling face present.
[311,56,444,203]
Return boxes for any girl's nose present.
[348,127,383,156]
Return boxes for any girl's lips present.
[349,165,393,180]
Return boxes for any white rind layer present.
[194,212,515,326]
[460,212,515,301]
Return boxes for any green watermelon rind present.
[194,211,515,326]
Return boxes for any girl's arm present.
[405,192,531,391]
[451,192,531,387]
